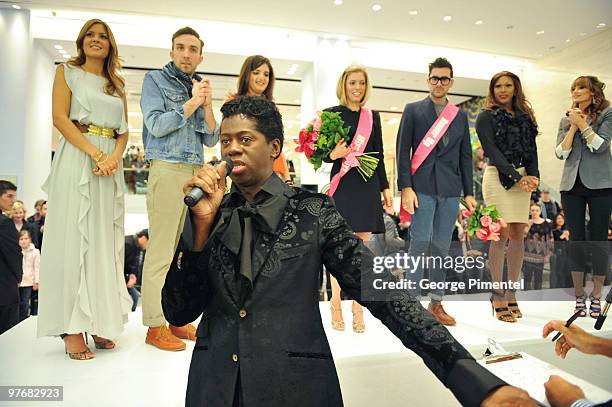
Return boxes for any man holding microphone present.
[140,26,219,351]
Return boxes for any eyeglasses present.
[428,76,452,85]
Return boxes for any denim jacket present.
[140,64,219,165]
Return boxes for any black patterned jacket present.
[162,175,505,407]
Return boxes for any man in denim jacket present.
[140,26,219,351]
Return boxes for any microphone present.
[184,157,234,207]
[594,285,612,330]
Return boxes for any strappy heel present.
[506,289,522,318]
[60,333,94,360]
[329,302,345,331]
[574,294,587,317]
[89,333,116,350]
[589,294,601,319]
[490,290,516,323]
[351,307,366,333]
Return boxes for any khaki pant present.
[141,160,198,327]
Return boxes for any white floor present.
[1,294,611,407]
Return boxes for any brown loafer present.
[169,323,197,341]
[145,325,186,351]
[427,302,457,326]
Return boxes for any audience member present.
[17,230,40,321]
[0,180,22,335]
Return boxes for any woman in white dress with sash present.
[37,19,132,360]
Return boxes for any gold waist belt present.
[87,124,116,139]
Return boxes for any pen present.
[551,312,581,342]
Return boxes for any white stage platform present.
[1,294,611,406]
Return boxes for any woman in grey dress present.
[37,19,132,360]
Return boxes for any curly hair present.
[68,19,125,98]
[220,96,284,154]
[571,76,610,123]
[486,71,537,126]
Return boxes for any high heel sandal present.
[60,333,94,360]
[351,308,365,333]
[329,303,345,331]
[589,294,601,319]
[574,294,587,317]
[87,333,116,350]
[506,289,522,318]
[490,290,516,323]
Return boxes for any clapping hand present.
[192,78,213,107]
[566,108,587,128]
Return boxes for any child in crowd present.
[17,230,40,321]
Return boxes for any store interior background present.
[1,0,611,222]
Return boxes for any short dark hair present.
[0,180,17,196]
[220,96,284,154]
[136,229,149,239]
[428,57,453,78]
[172,27,204,54]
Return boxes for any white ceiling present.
[10,0,612,59]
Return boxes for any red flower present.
[294,129,317,158]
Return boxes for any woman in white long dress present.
[37,19,132,360]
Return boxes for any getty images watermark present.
[370,253,524,293]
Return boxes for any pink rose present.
[312,116,322,133]
[489,221,501,233]
[461,209,472,219]
[476,228,490,240]
[486,232,500,241]
[480,215,492,227]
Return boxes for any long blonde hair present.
[68,19,125,98]
[336,65,372,107]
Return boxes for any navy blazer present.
[162,180,505,407]
[396,97,473,197]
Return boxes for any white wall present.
[0,9,30,195]
[24,41,54,207]
[0,9,54,209]
[523,28,612,196]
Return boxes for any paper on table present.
[478,352,611,407]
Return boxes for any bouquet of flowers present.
[294,111,379,180]
[461,201,506,241]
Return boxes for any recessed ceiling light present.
[372,4,382,12]
[536,30,545,35]
[443,16,452,22]
[409,10,418,15]
[579,32,587,36]
[334,0,342,5]
[566,39,571,43]
[475,20,484,25]
[12,4,21,9]
[54,44,63,50]
[597,23,606,28]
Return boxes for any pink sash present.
[399,103,460,222]
[327,108,373,197]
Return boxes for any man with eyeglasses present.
[396,57,477,326]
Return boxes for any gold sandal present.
[330,303,345,331]
[60,334,94,360]
[352,308,366,333]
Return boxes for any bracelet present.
[93,151,104,163]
